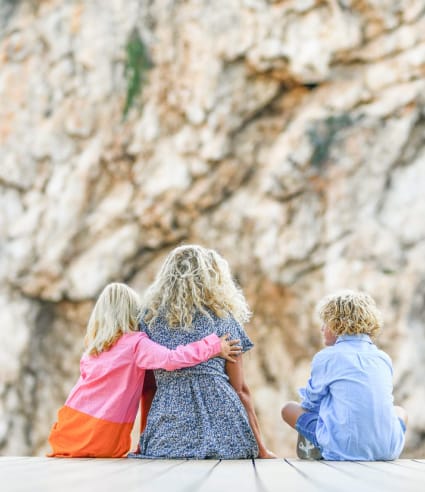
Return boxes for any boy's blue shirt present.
[299,334,405,460]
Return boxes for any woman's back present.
[138,311,258,459]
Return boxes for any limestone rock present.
[1,0,425,457]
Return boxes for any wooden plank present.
[350,460,425,489]
[253,459,321,492]
[293,459,425,492]
[126,459,220,492]
[197,460,259,492]
[385,459,425,471]
[288,459,391,492]
[65,459,188,492]
[98,459,190,491]
[412,459,425,465]
[1,457,425,492]
[1,458,122,492]
[0,457,186,492]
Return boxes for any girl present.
[48,282,240,458]
[133,245,276,459]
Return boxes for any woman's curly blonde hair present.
[317,290,383,340]
[140,245,251,329]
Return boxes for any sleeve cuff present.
[298,387,307,399]
[205,333,221,356]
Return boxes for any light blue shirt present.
[299,334,405,460]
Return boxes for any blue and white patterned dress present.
[135,311,258,459]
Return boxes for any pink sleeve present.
[134,333,222,370]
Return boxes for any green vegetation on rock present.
[123,29,153,118]
[307,114,354,169]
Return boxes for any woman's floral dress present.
[134,311,258,459]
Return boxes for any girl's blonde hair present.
[317,290,383,340]
[85,282,140,356]
[141,245,251,329]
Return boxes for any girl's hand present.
[219,334,242,362]
[258,449,278,459]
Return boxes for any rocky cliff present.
[1,0,425,456]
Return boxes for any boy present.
[281,290,407,461]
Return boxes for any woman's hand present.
[219,334,242,362]
[258,449,278,459]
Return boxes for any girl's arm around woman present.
[135,332,241,370]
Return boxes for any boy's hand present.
[218,334,242,362]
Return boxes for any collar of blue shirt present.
[336,334,373,344]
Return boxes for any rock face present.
[1,0,425,457]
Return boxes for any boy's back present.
[281,290,407,461]
[303,334,405,460]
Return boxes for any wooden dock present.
[1,457,424,492]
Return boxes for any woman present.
[132,245,276,459]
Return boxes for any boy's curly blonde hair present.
[140,244,251,329]
[317,290,383,340]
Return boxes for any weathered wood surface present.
[0,457,424,492]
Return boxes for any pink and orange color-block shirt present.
[48,332,221,458]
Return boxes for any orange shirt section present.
[48,406,133,458]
